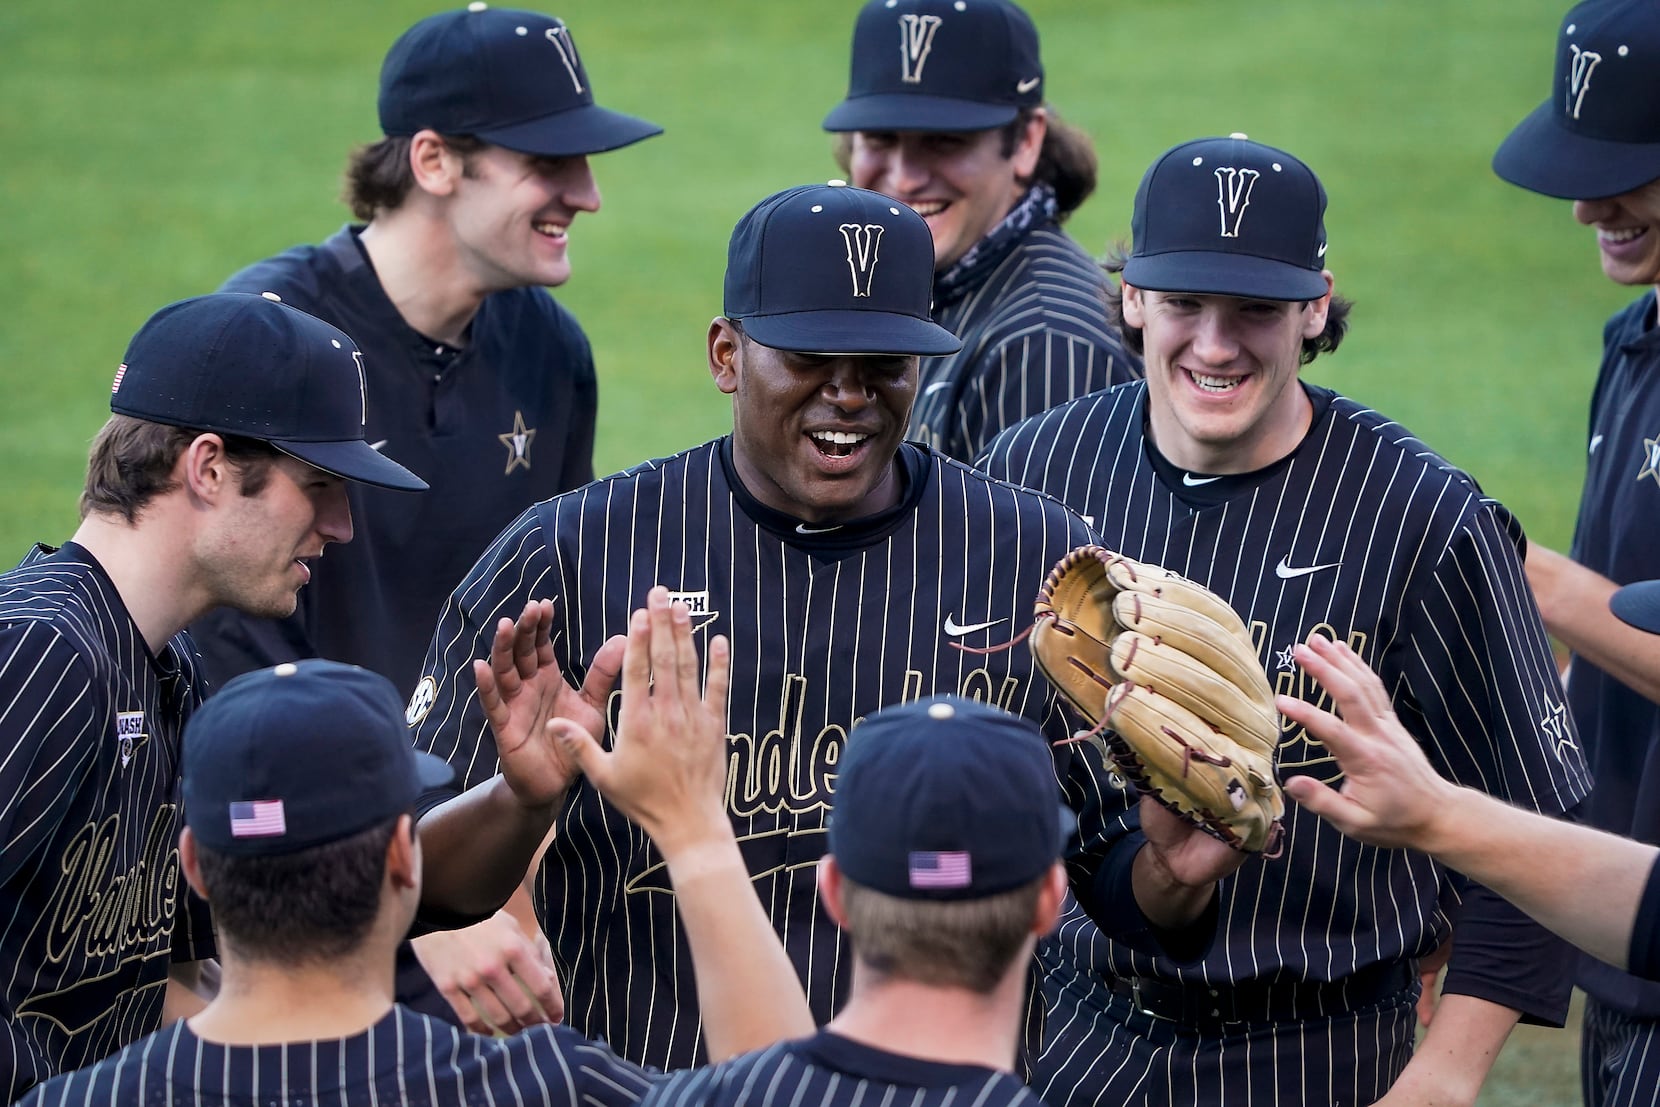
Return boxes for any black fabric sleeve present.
[1440,881,1575,1027]
[1631,856,1660,982]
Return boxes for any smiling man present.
[821,0,1138,462]
[401,181,1183,1071]
[1491,2,1660,1102]
[0,292,425,1102]
[978,134,1591,1107]
[191,4,660,699]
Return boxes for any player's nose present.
[560,156,601,214]
[887,140,930,193]
[1572,196,1612,226]
[1191,310,1241,364]
[820,360,877,410]
[318,485,354,545]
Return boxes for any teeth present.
[1603,227,1646,244]
[907,201,948,217]
[1189,371,1240,392]
[810,431,869,445]
[533,222,567,237]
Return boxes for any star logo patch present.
[1273,645,1297,672]
[499,411,536,475]
[1540,702,1578,763]
[1639,437,1660,488]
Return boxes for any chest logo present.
[1275,555,1340,580]
[499,410,537,474]
[898,13,943,83]
[1214,167,1260,238]
[1638,436,1660,487]
[943,614,1005,638]
[115,711,148,768]
[665,590,721,633]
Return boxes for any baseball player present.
[643,697,1069,1107]
[1281,632,1660,989]
[0,292,426,1101]
[407,181,1178,1070]
[1491,2,1660,1100]
[191,4,660,697]
[16,592,812,1106]
[821,0,1139,462]
[977,135,1592,1106]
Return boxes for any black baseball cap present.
[112,293,427,492]
[724,182,961,355]
[379,4,662,157]
[1123,133,1330,302]
[1494,0,1660,200]
[828,697,1071,901]
[1612,580,1660,633]
[823,0,1043,134]
[183,660,455,856]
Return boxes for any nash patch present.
[114,711,148,768]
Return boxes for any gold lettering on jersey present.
[45,806,180,965]
[1265,622,1370,781]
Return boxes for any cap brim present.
[1493,100,1660,201]
[1122,252,1329,302]
[275,440,429,492]
[739,309,962,355]
[479,104,664,157]
[414,750,457,791]
[823,94,1017,134]
[1611,581,1660,634]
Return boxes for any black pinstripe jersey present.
[409,439,1110,1070]
[978,382,1593,986]
[0,543,215,1102]
[644,1032,1041,1107]
[14,1003,659,1107]
[910,220,1139,462]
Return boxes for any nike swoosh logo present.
[1016,77,1041,94]
[369,439,389,452]
[795,523,842,536]
[924,380,952,396]
[944,615,1006,637]
[1316,242,1328,258]
[1275,555,1340,580]
[1182,472,1222,486]
[1590,434,1603,455]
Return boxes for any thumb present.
[1283,776,1364,835]
[548,719,604,783]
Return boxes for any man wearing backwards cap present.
[646,697,1070,1107]
[822,0,1138,463]
[0,292,426,1102]
[979,135,1590,1106]
[191,3,659,708]
[408,181,1177,1070]
[17,590,812,1106]
[1492,2,1660,1101]
[184,2,662,1034]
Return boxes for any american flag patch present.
[908,850,971,889]
[229,799,287,839]
[111,364,127,393]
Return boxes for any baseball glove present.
[1030,545,1284,855]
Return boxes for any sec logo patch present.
[406,676,438,727]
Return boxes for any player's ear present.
[1121,282,1146,329]
[179,433,232,504]
[1010,107,1047,180]
[816,855,850,927]
[409,129,463,198]
[178,828,210,901]
[386,814,420,893]
[1032,861,1067,937]
[708,317,742,395]
[1300,271,1335,339]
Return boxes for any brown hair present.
[80,415,280,523]
[837,873,1044,994]
[342,133,489,221]
[1100,245,1352,365]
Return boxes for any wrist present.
[496,774,563,824]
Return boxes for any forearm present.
[667,838,812,1060]
[1424,787,1650,970]
[1129,839,1219,930]
[1384,994,1519,1106]
[1527,545,1660,701]
[417,775,562,918]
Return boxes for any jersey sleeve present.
[1633,855,1660,982]
[517,1025,660,1107]
[0,623,103,890]
[408,505,561,793]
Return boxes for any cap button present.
[827,179,848,187]
[260,291,282,302]
[273,663,299,677]
[467,1,488,11]
[927,702,955,720]
[1228,132,1248,140]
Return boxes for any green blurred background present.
[0,2,1621,1098]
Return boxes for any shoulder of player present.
[523,440,723,532]
[1602,288,1657,349]
[645,1040,799,1107]
[217,237,337,311]
[1321,391,1487,496]
[962,236,1117,346]
[975,380,1143,473]
[11,1020,190,1105]
[429,1011,657,1092]
[930,449,1097,537]
[0,560,124,671]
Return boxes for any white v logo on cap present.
[898,13,942,82]
[1567,44,1602,120]
[839,223,886,297]
[545,26,585,94]
[1214,167,1260,238]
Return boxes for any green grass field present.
[0,1,1616,1100]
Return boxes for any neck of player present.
[825,950,1033,1071]
[359,213,486,349]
